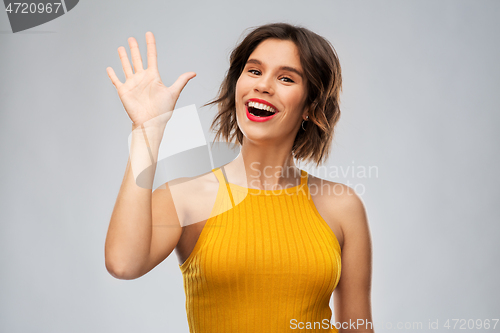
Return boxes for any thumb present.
[170,71,197,96]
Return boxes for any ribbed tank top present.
[179,167,342,332]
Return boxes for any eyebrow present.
[245,58,304,79]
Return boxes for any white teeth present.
[248,101,276,113]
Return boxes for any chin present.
[235,111,268,141]
[239,125,275,144]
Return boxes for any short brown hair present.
[203,22,342,166]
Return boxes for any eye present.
[280,76,295,83]
[248,69,261,75]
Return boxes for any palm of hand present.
[106,32,196,128]
[117,69,174,125]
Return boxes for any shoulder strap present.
[212,167,227,185]
[300,169,308,186]
[299,169,311,199]
[212,167,235,207]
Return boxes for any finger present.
[170,72,197,96]
[118,46,134,79]
[106,67,123,89]
[128,37,144,73]
[145,31,157,70]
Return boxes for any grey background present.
[1,1,499,332]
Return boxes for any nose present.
[253,74,274,95]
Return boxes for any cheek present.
[235,82,243,112]
[235,79,247,120]
[235,78,246,105]
[285,89,306,112]
[236,75,250,92]
[235,76,254,111]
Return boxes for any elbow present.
[105,257,142,280]
[106,265,135,280]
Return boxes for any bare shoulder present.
[153,170,218,196]
[152,170,220,227]
[160,170,219,205]
[166,170,219,192]
[307,174,370,250]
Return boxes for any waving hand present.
[106,32,196,129]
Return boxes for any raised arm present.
[104,32,196,280]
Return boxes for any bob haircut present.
[204,22,342,166]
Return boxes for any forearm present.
[104,123,165,279]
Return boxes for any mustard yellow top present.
[179,168,342,332]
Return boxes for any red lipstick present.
[245,98,279,122]
[246,104,277,122]
[247,98,279,111]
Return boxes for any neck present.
[223,138,303,190]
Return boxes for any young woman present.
[105,23,374,333]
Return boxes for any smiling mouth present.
[246,101,277,118]
[248,106,274,117]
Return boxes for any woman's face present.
[235,38,308,145]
